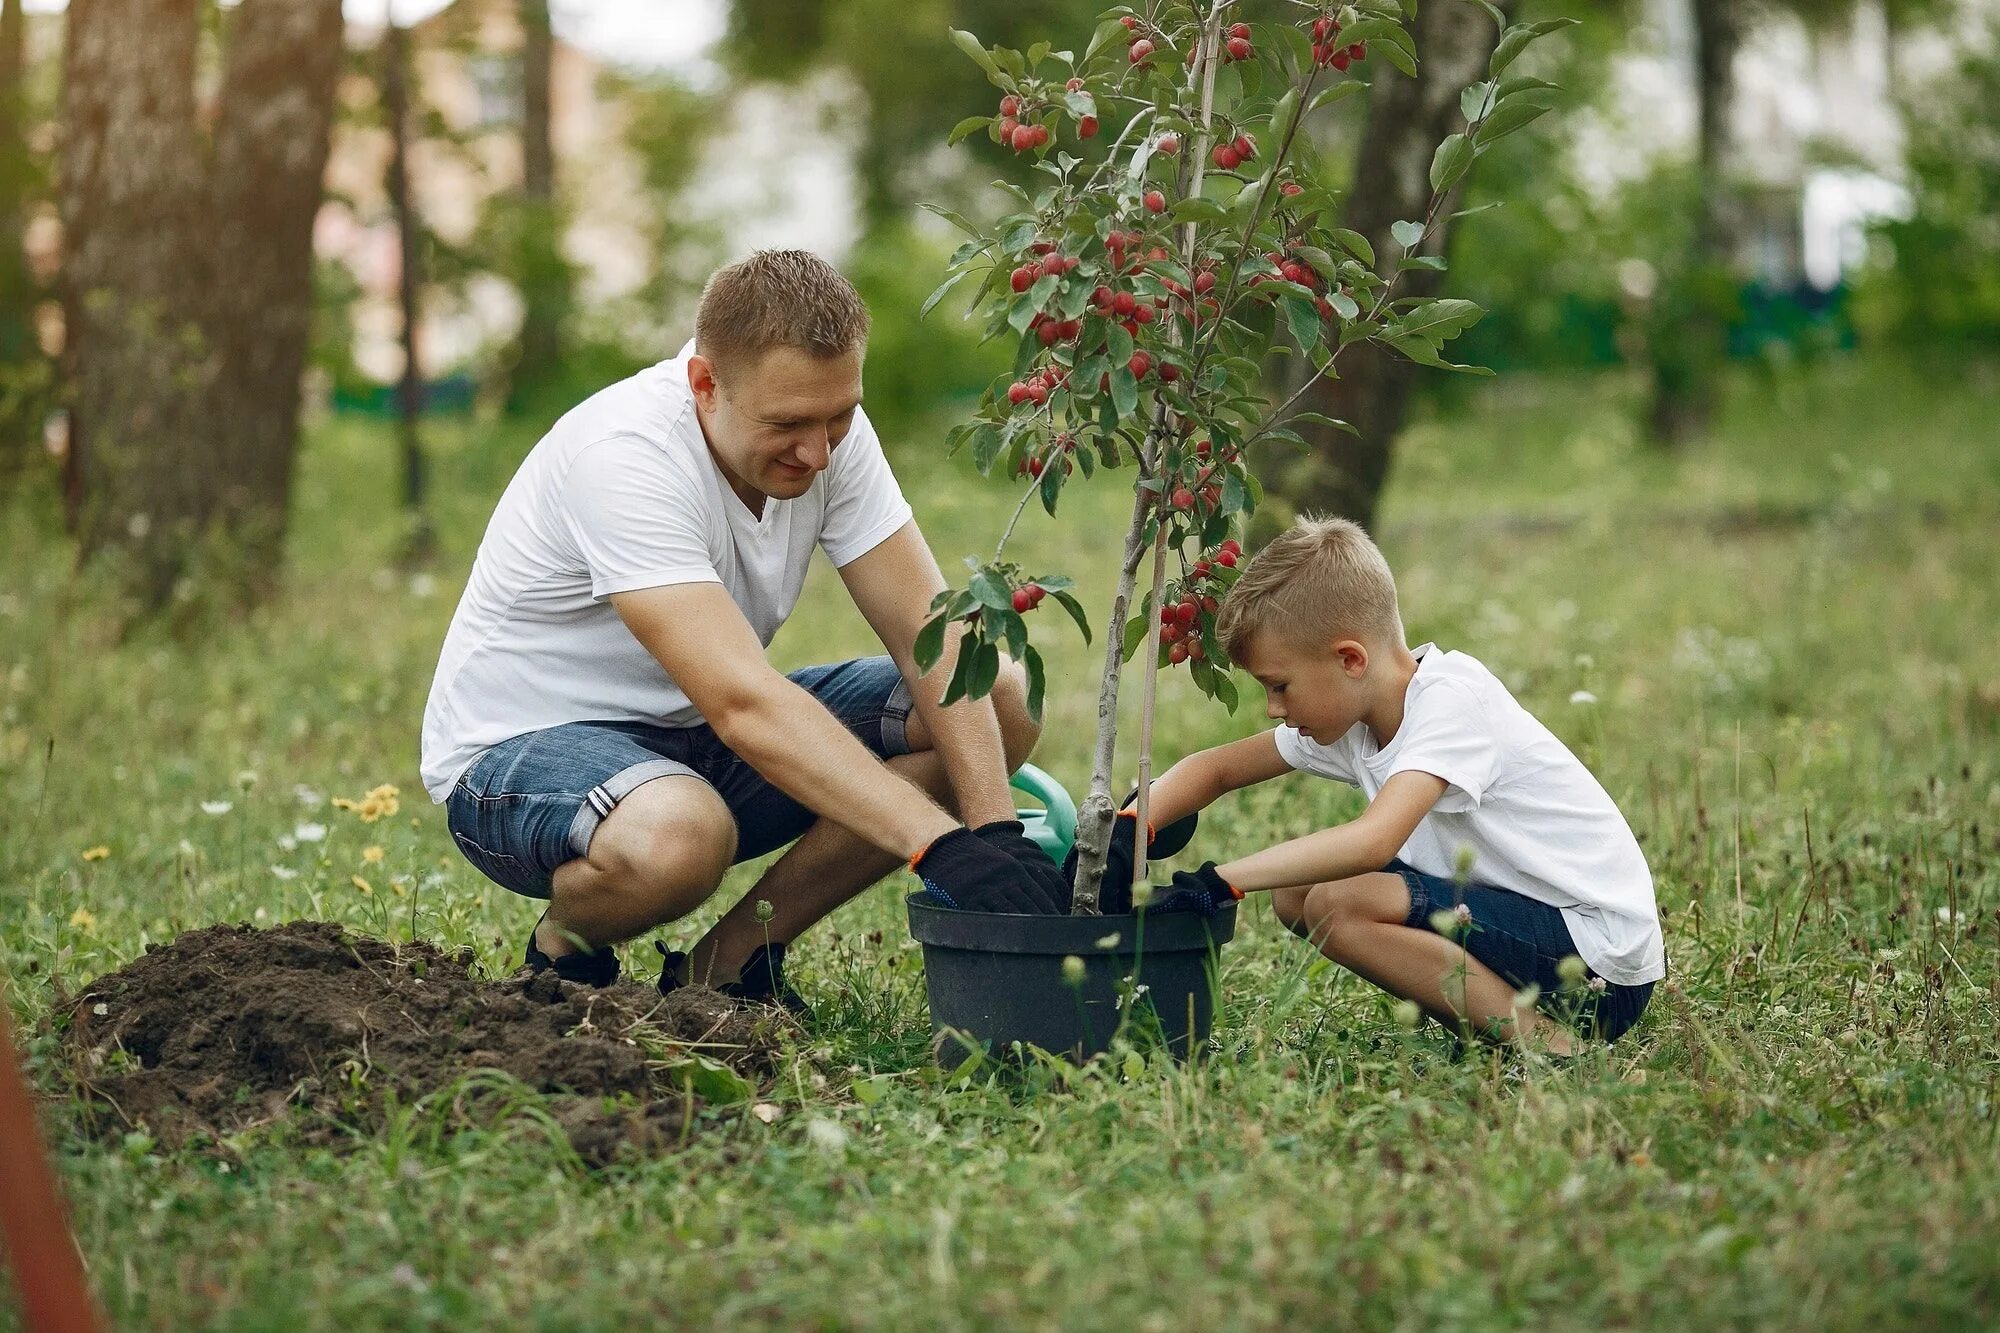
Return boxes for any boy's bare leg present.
[1280,873,1580,1056]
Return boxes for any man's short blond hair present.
[1216,516,1405,660]
[695,249,870,382]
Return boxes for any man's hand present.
[913,827,1065,915]
[972,821,1072,913]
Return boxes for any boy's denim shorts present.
[445,656,914,899]
[1390,858,1655,1043]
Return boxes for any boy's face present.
[1236,628,1373,744]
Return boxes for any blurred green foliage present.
[1853,24,2000,348]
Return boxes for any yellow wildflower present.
[335,783,403,824]
[361,845,385,865]
[69,907,97,931]
[352,874,374,895]
[80,845,110,862]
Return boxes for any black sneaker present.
[523,914,619,988]
[720,942,813,1020]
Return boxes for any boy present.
[1118,517,1663,1051]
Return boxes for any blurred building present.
[320,0,656,393]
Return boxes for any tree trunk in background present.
[506,0,567,412]
[384,18,433,562]
[1647,0,1739,447]
[1263,0,1514,534]
[0,0,38,492]
[61,0,342,608]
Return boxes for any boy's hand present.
[1061,790,1201,913]
[912,828,1064,915]
[1142,862,1243,916]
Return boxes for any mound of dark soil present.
[55,921,786,1166]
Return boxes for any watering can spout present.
[1009,763,1077,862]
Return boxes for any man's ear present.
[687,355,718,410]
[1332,638,1369,676]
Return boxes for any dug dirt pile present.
[55,921,785,1166]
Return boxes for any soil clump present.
[55,920,785,1166]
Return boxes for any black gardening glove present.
[1061,789,1203,913]
[972,820,1074,914]
[913,827,1064,915]
[1141,862,1243,917]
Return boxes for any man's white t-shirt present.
[1274,645,1665,986]
[419,341,913,802]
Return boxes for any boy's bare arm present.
[1216,770,1447,893]
[1145,731,1293,827]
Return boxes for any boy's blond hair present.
[1216,516,1404,660]
[695,249,871,382]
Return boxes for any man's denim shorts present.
[445,656,913,899]
[1390,858,1655,1043]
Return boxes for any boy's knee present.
[1272,885,1312,938]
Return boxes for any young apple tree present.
[914,1,1571,912]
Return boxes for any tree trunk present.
[384,18,433,561]
[1648,0,1739,447]
[62,0,342,607]
[1264,0,1514,532]
[0,0,41,491]
[507,0,566,412]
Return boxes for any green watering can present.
[1009,763,1077,862]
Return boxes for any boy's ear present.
[1332,638,1369,676]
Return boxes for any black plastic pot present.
[906,891,1237,1064]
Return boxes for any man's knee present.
[578,776,736,909]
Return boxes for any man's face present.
[690,345,864,502]
[1236,628,1371,745]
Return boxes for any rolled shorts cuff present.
[881,675,914,756]
[564,757,701,860]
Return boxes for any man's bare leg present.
[534,775,737,960]
[683,748,952,986]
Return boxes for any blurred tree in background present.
[62,0,345,612]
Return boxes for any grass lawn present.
[2,353,1997,1328]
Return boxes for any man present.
[420,250,1066,1010]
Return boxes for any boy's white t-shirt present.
[1274,645,1665,986]
[419,341,913,802]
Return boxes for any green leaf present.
[970,422,1002,475]
[914,612,949,673]
[917,202,983,237]
[1497,75,1563,100]
[663,1054,753,1105]
[949,28,1002,79]
[966,640,1001,700]
[1472,0,1509,29]
[969,568,1014,611]
[1393,297,1484,342]
[1327,228,1374,266]
[1267,87,1301,146]
[1430,133,1475,193]
[1326,289,1361,321]
[1081,17,1128,65]
[1307,81,1367,115]
[1460,82,1495,124]
[1213,669,1239,713]
[1490,18,1579,78]
[1401,254,1448,272]
[920,269,977,321]
[1337,18,1414,57]
[1023,646,1046,725]
[1474,98,1552,145]
[1169,196,1229,223]
[1050,589,1093,645]
[1110,366,1138,421]
[1386,332,1495,375]
[1106,322,1134,369]
[1283,294,1321,351]
[1391,219,1426,252]
[948,115,992,147]
[1378,40,1418,78]
[1062,89,1097,119]
[1289,410,1358,436]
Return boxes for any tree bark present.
[507,0,566,412]
[1647,0,1739,447]
[1264,0,1514,532]
[0,0,40,490]
[384,18,433,560]
[61,0,342,607]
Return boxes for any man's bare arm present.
[838,521,1018,828]
[611,581,957,859]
